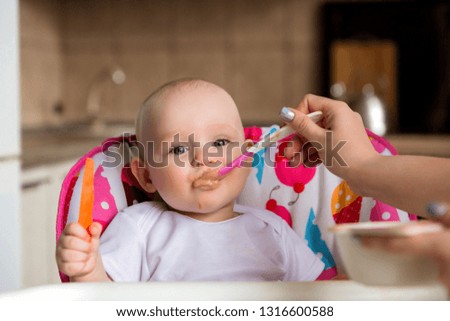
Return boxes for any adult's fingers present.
[279,107,325,142]
[427,202,450,227]
[280,94,348,141]
[294,94,339,114]
[362,231,448,260]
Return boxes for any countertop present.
[21,123,135,169]
[0,280,447,300]
[386,134,450,158]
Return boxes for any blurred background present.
[20,0,450,133]
[1,0,449,292]
[20,0,325,129]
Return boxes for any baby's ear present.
[130,157,157,193]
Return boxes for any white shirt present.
[100,202,324,281]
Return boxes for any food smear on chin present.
[193,170,221,189]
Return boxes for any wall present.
[21,0,324,129]
[21,0,64,128]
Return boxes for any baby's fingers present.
[58,235,91,253]
[63,222,90,240]
[89,222,103,240]
[57,248,90,263]
[58,261,90,278]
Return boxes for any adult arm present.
[280,94,450,218]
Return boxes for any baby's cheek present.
[229,166,250,194]
[152,167,182,193]
[224,141,247,164]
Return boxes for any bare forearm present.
[346,154,450,217]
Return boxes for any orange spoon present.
[78,157,94,229]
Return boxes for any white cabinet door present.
[0,160,21,292]
[21,160,75,287]
[0,0,20,294]
[45,161,76,284]
[21,176,50,287]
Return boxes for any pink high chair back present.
[56,135,150,282]
[56,128,415,282]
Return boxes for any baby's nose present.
[191,150,222,168]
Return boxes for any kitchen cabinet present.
[0,0,20,293]
[330,40,398,131]
[387,135,450,158]
[21,160,75,287]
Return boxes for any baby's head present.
[131,78,251,219]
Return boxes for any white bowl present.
[333,221,443,286]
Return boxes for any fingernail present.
[279,107,295,122]
[426,202,448,218]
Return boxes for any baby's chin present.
[179,201,230,214]
[168,198,236,220]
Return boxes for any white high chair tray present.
[0,281,446,301]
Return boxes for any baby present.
[56,78,325,282]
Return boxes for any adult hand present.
[363,232,450,291]
[279,94,379,188]
[426,202,450,226]
[362,203,450,292]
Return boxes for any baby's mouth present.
[192,169,223,190]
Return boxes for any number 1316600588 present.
[259,306,334,317]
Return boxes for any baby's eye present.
[213,139,230,147]
[170,146,189,155]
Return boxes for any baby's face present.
[142,84,250,216]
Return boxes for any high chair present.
[56,127,415,282]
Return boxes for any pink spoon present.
[219,110,323,176]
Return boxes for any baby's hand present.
[56,222,107,282]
